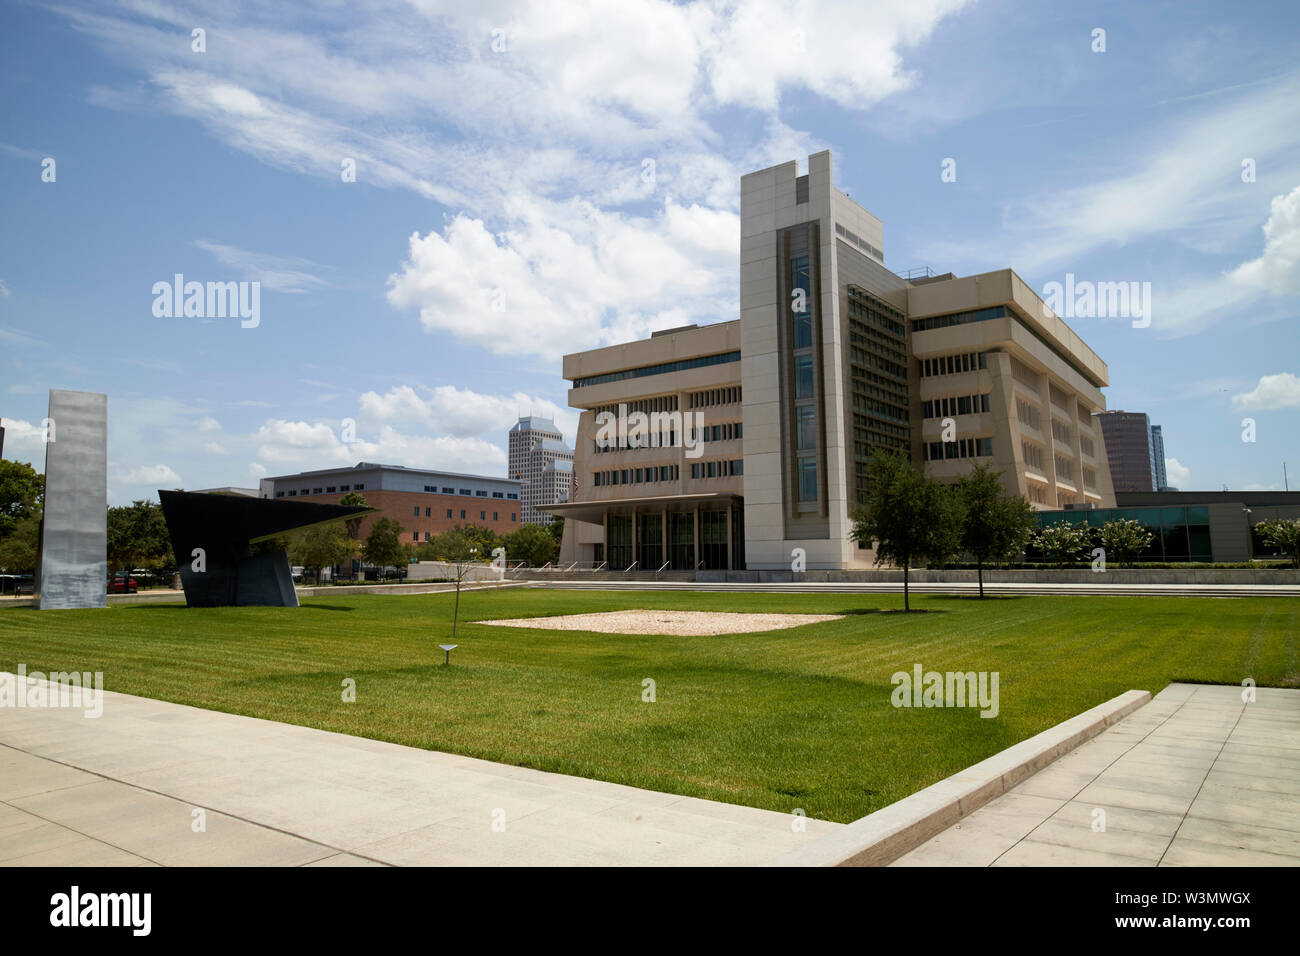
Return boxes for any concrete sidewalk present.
[893,682,1300,866]
[0,678,838,866]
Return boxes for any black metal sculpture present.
[158,490,373,607]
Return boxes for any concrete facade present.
[551,150,1116,571]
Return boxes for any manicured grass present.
[1,589,1296,823]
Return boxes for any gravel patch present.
[478,608,846,636]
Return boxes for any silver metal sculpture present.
[36,389,108,610]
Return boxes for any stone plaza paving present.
[894,682,1300,866]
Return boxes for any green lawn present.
[1,589,1296,823]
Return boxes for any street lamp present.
[1243,507,1253,561]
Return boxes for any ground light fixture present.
[439,644,457,665]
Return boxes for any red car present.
[108,574,139,594]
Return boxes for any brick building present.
[258,462,522,545]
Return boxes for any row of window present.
[592,421,741,452]
[689,460,743,478]
[1050,419,1072,445]
[592,465,680,487]
[834,223,884,263]
[919,351,988,378]
[923,393,991,419]
[1016,397,1041,430]
[573,351,741,388]
[412,509,518,526]
[925,437,994,461]
[277,482,365,498]
[420,484,517,499]
[594,395,678,417]
[1080,435,1095,458]
[1022,441,1045,471]
[689,386,742,409]
[911,305,1008,333]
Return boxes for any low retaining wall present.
[768,689,1151,867]
[698,567,1300,585]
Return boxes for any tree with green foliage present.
[0,510,41,573]
[0,459,44,539]
[361,517,406,571]
[502,521,560,567]
[1256,517,1300,568]
[290,523,352,582]
[1033,521,1090,567]
[106,500,172,585]
[1098,518,1154,568]
[957,463,1038,597]
[849,450,966,612]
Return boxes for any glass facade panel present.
[797,457,818,503]
[794,355,814,399]
[796,406,816,450]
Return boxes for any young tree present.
[436,525,486,641]
[361,517,406,573]
[1256,517,1300,568]
[1098,518,1154,567]
[849,450,964,612]
[1033,521,1090,567]
[335,491,368,577]
[957,464,1039,598]
[290,523,351,582]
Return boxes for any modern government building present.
[547,150,1120,571]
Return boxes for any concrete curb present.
[766,688,1151,867]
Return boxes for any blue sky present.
[1,0,1297,504]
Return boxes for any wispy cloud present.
[194,240,329,293]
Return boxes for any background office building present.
[1097,410,1163,492]
[550,150,1116,571]
[508,415,574,525]
[1149,424,1176,490]
[259,463,522,543]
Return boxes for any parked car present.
[108,573,139,594]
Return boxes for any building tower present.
[508,416,574,525]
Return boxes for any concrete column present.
[693,504,700,570]
[725,503,733,570]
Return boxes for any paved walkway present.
[0,677,838,866]
[893,682,1300,866]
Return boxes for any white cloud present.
[0,419,47,462]
[0,279,10,297]
[1229,186,1300,297]
[202,441,228,455]
[252,418,506,475]
[386,195,738,359]
[1164,457,1191,489]
[358,384,577,441]
[1231,372,1300,410]
[119,463,182,486]
[197,416,222,432]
